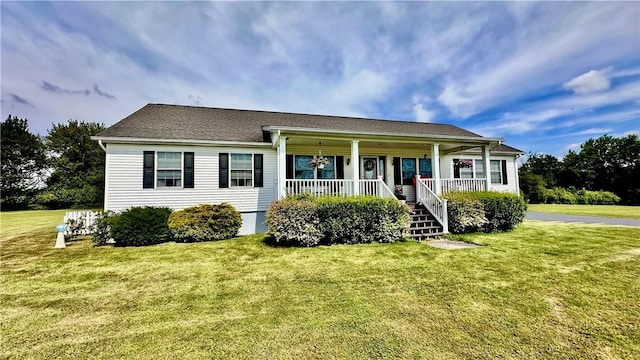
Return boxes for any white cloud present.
[563,70,610,94]
[413,103,436,123]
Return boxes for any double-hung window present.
[157,152,182,187]
[219,153,263,188]
[453,158,474,179]
[491,160,504,184]
[143,151,194,189]
[230,154,253,187]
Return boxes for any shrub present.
[445,198,487,234]
[543,187,577,204]
[110,206,172,246]
[91,211,115,246]
[266,199,322,247]
[316,196,409,245]
[168,203,242,242]
[266,196,410,246]
[575,189,621,205]
[443,192,526,234]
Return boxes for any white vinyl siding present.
[104,143,277,214]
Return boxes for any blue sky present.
[2,1,639,157]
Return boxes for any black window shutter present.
[254,154,263,187]
[286,155,293,179]
[453,159,460,179]
[393,157,401,185]
[336,156,344,179]
[219,153,229,188]
[184,152,194,188]
[143,151,154,189]
[501,160,508,185]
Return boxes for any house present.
[93,104,523,235]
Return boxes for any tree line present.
[519,134,640,205]
[1,115,105,210]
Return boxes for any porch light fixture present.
[423,153,428,160]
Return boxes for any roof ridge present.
[146,103,467,130]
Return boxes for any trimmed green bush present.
[266,198,323,247]
[445,198,487,234]
[316,196,409,245]
[168,203,242,242]
[110,206,172,246]
[443,192,527,234]
[266,196,410,246]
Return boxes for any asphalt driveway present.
[526,211,640,227]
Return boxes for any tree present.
[568,134,640,204]
[39,120,106,208]
[518,152,563,187]
[0,116,48,210]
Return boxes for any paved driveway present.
[526,211,640,227]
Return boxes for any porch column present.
[352,140,360,195]
[277,136,287,198]
[431,143,441,195]
[482,145,491,191]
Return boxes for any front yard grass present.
[528,203,640,219]
[1,210,639,359]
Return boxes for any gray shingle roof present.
[97,103,489,143]
[492,144,524,154]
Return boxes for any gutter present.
[91,136,272,148]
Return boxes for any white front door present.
[361,157,378,179]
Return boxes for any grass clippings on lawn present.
[1,210,639,359]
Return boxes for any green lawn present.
[528,204,640,219]
[1,211,639,359]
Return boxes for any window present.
[490,160,503,184]
[143,151,194,189]
[401,158,416,185]
[293,155,335,179]
[230,153,253,187]
[219,153,263,188]
[157,152,182,187]
[475,160,485,179]
[419,158,432,177]
[453,158,474,179]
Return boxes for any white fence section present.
[423,178,486,194]
[416,177,448,234]
[63,210,98,235]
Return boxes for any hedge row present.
[93,203,242,246]
[266,195,410,247]
[442,191,527,234]
[541,187,620,205]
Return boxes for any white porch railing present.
[285,179,355,196]
[285,177,396,198]
[415,178,448,234]
[423,178,486,194]
[359,177,396,198]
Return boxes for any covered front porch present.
[270,130,497,202]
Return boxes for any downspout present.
[98,139,106,151]
[98,139,108,211]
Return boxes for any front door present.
[362,157,377,179]
[361,156,386,180]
